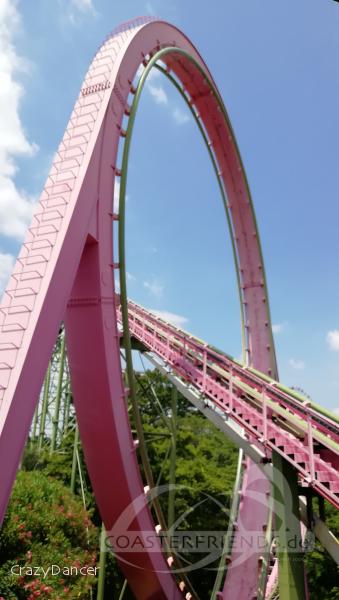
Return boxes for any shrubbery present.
[0,471,98,599]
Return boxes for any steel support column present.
[168,385,177,529]
[51,334,66,452]
[38,362,51,451]
[96,523,107,600]
[272,451,306,599]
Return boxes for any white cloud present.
[173,107,189,125]
[146,85,192,125]
[114,272,135,293]
[136,64,144,80]
[143,279,164,298]
[272,323,285,334]
[288,358,305,370]
[60,0,97,25]
[137,63,163,85]
[138,59,168,105]
[113,179,130,214]
[0,175,35,238]
[113,180,120,214]
[146,1,156,16]
[147,67,161,84]
[0,252,15,297]
[139,63,191,127]
[0,0,38,240]
[148,84,168,105]
[326,330,339,352]
[147,84,192,125]
[70,0,95,13]
[333,407,339,416]
[149,309,188,328]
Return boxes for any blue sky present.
[1,0,339,412]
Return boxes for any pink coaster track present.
[0,17,291,599]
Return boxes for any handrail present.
[117,299,339,510]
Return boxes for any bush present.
[0,471,98,599]
[306,500,339,599]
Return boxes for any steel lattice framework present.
[0,16,338,600]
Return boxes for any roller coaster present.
[0,16,338,600]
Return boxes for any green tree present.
[305,501,339,599]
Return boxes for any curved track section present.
[116,44,278,599]
[0,17,280,599]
